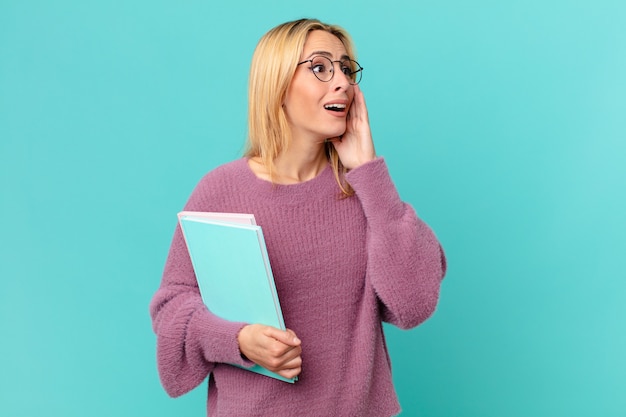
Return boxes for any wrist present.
[237,324,250,356]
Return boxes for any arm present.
[335,85,446,329]
[149,223,252,397]
[346,159,447,329]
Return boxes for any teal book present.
[177,211,296,383]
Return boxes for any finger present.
[263,326,301,347]
[348,90,359,120]
[353,84,368,121]
[285,328,301,342]
[277,365,302,380]
[282,351,303,368]
[268,342,301,364]
[265,346,301,369]
[350,85,361,116]
[277,352,303,376]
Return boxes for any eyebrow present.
[304,50,351,61]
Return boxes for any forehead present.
[301,30,348,59]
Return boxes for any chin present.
[326,127,347,139]
[323,132,345,141]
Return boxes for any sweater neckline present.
[241,157,332,186]
[238,157,337,200]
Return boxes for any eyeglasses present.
[297,56,363,85]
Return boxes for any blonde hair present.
[244,18,356,195]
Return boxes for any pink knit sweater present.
[150,157,446,416]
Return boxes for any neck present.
[272,140,328,183]
[249,134,329,184]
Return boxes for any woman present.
[150,18,446,416]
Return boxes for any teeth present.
[325,104,346,110]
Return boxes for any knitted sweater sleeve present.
[149,177,253,397]
[346,157,447,329]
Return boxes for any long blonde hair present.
[245,18,356,195]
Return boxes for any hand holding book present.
[238,324,303,380]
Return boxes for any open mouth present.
[324,103,347,112]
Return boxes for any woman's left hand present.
[331,84,376,169]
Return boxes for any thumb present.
[265,327,301,346]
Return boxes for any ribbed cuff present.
[196,313,255,367]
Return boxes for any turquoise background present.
[1,0,625,416]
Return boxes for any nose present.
[331,63,351,91]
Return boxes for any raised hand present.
[237,324,303,380]
[331,84,376,169]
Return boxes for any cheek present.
[291,89,322,117]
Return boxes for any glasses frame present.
[297,56,363,85]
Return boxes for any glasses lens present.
[310,56,333,82]
[346,60,362,85]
